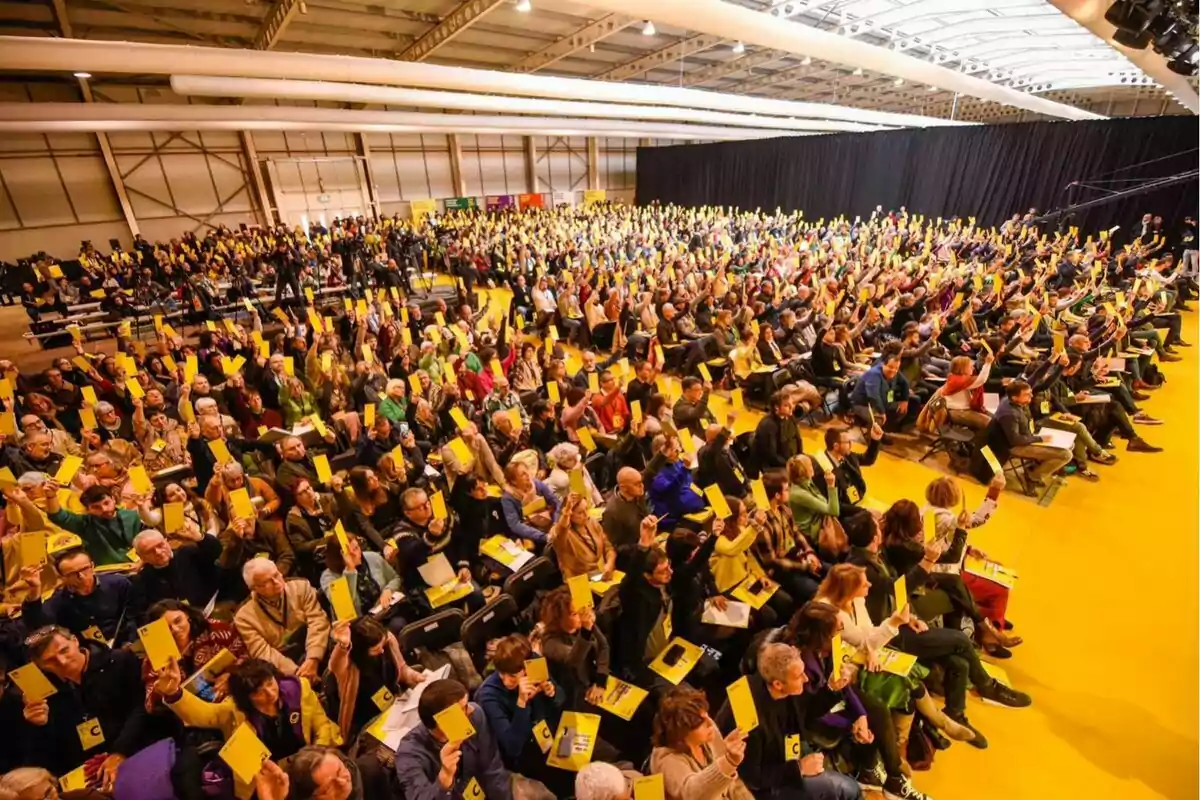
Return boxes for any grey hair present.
[242,556,275,588]
[95,401,115,415]
[546,442,580,469]
[574,762,629,800]
[17,471,48,488]
[758,642,802,685]
[0,767,55,800]
[285,747,352,800]
[132,528,165,549]
[220,460,245,477]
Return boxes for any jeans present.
[1009,442,1073,480]
[804,770,864,800]
[894,626,994,715]
[1042,416,1100,462]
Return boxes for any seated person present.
[44,482,141,568]
[551,493,617,580]
[19,548,139,646]
[646,434,705,530]
[500,462,560,545]
[284,477,339,577]
[810,425,883,518]
[712,496,794,626]
[752,471,825,604]
[539,586,611,712]
[204,461,281,528]
[141,598,249,708]
[217,515,296,595]
[849,352,915,435]
[390,487,486,615]
[476,634,571,795]
[343,466,404,552]
[984,379,1072,489]
[785,455,844,561]
[753,390,802,472]
[319,532,405,634]
[130,527,222,609]
[233,558,330,681]
[697,422,749,499]
[394,678,520,800]
[17,625,153,787]
[144,482,221,548]
[714,642,863,800]
[937,354,993,431]
[649,687,751,800]
[545,443,604,507]
[325,617,426,741]
[672,378,715,440]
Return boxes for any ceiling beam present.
[593,32,726,81]
[253,0,303,50]
[397,0,506,62]
[510,13,636,73]
[674,47,787,87]
[50,0,73,37]
[723,61,825,93]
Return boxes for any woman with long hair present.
[710,495,794,628]
[141,598,248,709]
[648,687,751,800]
[550,492,616,580]
[539,585,610,712]
[344,466,402,553]
[326,616,426,741]
[141,482,220,547]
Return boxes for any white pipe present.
[0,35,964,128]
[565,0,1105,120]
[170,75,889,134]
[0,104,792,139]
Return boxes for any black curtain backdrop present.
[635,116,1198,235]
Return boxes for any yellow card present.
[750,478,770,510]
[164,501,185,532]
[434,311,446,327]
[924,510,939,544]
[703,484,732,519]
[576,427,597,452]
[450,407,470,431]
[283,357,294,376]
[409,374,422,397]
[569,467,588,500]
[227,488,255,520]
[334,520,351,554]
[546,711,600,772]
[179,401,195,425]
[491,360,504,380]
[304,287,315,304]
[258,341,271,360]
[219,723,271,784]
[328,575,358,622]
[11,662,57,701]
[361,345,374,365]
[546,381,560,404]
[19,531,48,568]
[726,675,759,732]
[522,496,546,516]
[633,774,665,800]
[59,766,88,793]
[567,573,594,610]
[0,379,11,400]
[648,637,702,686]
[208,439,233,465]
[630,400,643,425]
[893,574,908,612]
[980,445,1002,475]
[434,703,476,742]
[184,355,198,383]
[205,320,217,333]
[309,414,328,438]
[448,437,472,464]
[363,403,375,428]
[532,719,554,753]
[524,657,550,683]
[831,632,852,682]
[430,490,448,520]
[123,378,144,399]
[55,455,84,486]
[77,719,105,751]
[313,454,333,485]
[588,372,600,394]
[506,407,522,432]
[127,464,153,494]
[137,617,182,670]
[80,384,98,406]
[698,363,712,382]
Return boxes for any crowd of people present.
[0,200,1193,800]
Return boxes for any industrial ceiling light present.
[732,40,745,53]
[73,71,91,78]
[800,56,812,65]
[852,67,863,75]
[514,0,531,11]
[1167,41,1198,76]
[641,20,655,36]
[893,77,904,86]
[1105,0,1160,50]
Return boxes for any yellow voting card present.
[587,372,600,393]
[522,496,546,516]
[125,379,144,399]
[633,774,665,800]
[127,464,153,494]
[567,574,594,610]
[11,662,57,701]
[430,490,448,520]
[80,384,98,406]
[524,657,549,684]
[208,439,233,464]
[894,574,907,612]
[924,510,939,544]
[576,427,597,452]
[219,723,271,784]
[569,467,588,500]
[164,501,185,532]
[450,407,470,431]
[649,638,702,686]
[750,478,770,511]
[228,487,255,520]
[546,711,599,772]
[138,617,182,671]
[726,676,759,732]
[334,520,351,554]
[328,576,358,622]
[59,765,88,793]
[54,455,83,486]
[313,454,332,485]
[703,484,732,519]
[630,400,643,425]
[546,381,560,403]
[283,357,294,376]
[363,403,375,428]
[19,532,47,568]
[595,675,648,721]
[448,436,472,464]
[434,703,476,742]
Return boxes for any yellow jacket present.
[167,678,342,798]
[710,525,765,593]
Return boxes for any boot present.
[913,693,976,743]
[892,712,914,777]
[980,618,1023,648]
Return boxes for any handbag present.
[817,514,848,560]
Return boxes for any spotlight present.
[801,56,812,65]
[732,41,745,54]
[893,77,904,85]
[852,67,863,75]
[73,71,91,78]
[514,0,531,10]
[641,20,655,36]
[1105,0,1160,49]
[1168,41,1199,75]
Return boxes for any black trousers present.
[893,626,992,715]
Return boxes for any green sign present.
[444,197,477,210]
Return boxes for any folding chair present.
[1002,456,1041,497]
[396,608,467,660]
[502,556,561,611]
[460,594,520,673]
[919,425,977,471]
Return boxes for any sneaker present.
[978,681,1033,708]
[982,642,1013,659]
[1133,412,1164,426]
[854,759,887,789]
[1160,352,1183,362]
[884,775,933,800]
[1127,437,1164,453]
[1176,339,1192,346]
[1075,466,1100,481]
[945,711,988,749]
[1089,450,1118,465]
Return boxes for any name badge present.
[532,720,554,753]
[846,486,861,504]
[785,733,801,761]
[77,718,105,751]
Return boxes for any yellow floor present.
[520,292,1198,800]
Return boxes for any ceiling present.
[0,0,1195,123]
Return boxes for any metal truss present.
[510,13,636,73]
[593,33,727,81]
[253,0,304,50]
[397,0,506,62]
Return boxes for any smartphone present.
[662,644,685,667]
[398,422,410,437]
[748,579,764,595]
[556,728,575,758]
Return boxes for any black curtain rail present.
[635,116,1199,236]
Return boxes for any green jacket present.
[380,396,408,424]
[787,481,839,540]
[48,507,142,566]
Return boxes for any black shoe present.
[880,433,896,446]
[854,759,887,789]
[884,775,933,800]
[1176,339,1192,346]
[982,642,1013,659]
[1127,437,1164,453]
[1160,352,1183,362]
[978,681,1032,708]
[946,710,988,749]
[1002,619,1015,630]
[1131,391,1151,401]
[927,727,951,750]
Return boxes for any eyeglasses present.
[59,564,94,580]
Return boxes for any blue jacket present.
[474,671,565,767]
[850,362,910,413]
[500,480,560,543]
[394,703,512,800]
[22,572,138,645]
[648,460,706,529]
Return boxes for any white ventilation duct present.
[0,35,964,129]
[0,103,798,140]
[170,75,889,134]
[566,0,1105,120]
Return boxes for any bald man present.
[130,527,221,609]
[601,467,652,554]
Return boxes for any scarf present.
[940,373,985,411]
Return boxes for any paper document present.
[418,553,456,587]
[1036,427,1077,451]
[1075,393,1111,405]
[701,599,752,629]
[983,393,1000,414]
